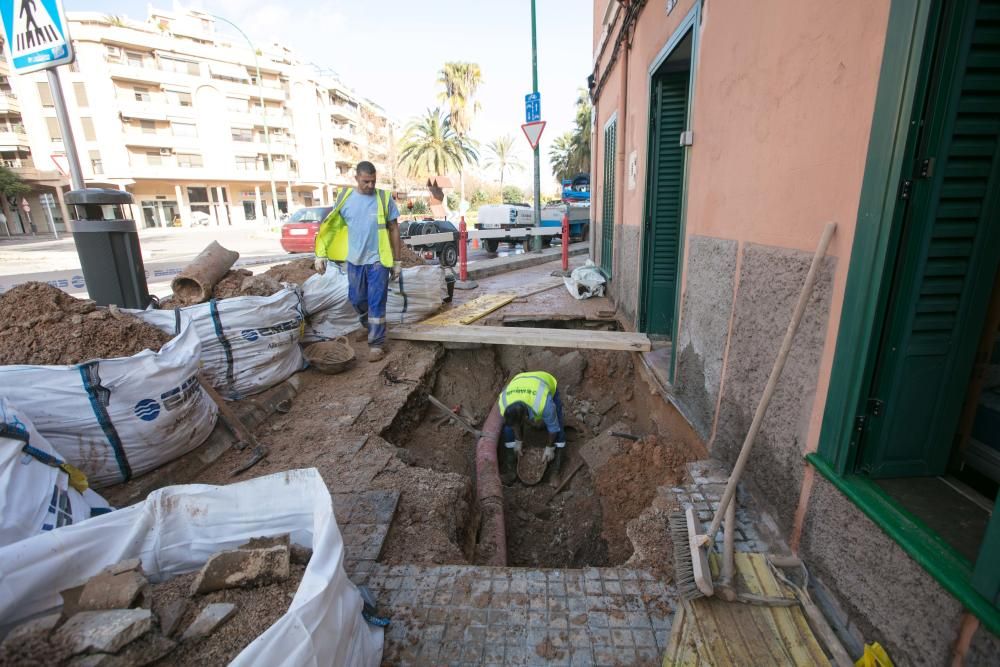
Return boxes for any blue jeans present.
[347,262,390,348]
[502,390,566,445]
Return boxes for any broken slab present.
[0,612,61,649]
[157,598,189,638]
[78,568,149,611]
[190,545,290,595]
[290,544,313,566]
[181,603,237,642]
[56,609,152,655]
[240,533,291,550]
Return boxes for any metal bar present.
[46,69,84,190]
[530,0,542,252]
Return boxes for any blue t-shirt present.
[339,190,399,266]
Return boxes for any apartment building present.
[590,0,998,662]
[1,6,395,233]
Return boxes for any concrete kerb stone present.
[465,243,589,281]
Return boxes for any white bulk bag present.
[387,266,446,325]
[0,468,382,666]
[563,259,607,300]
[0,399,112,548]
[300,264,361,343]
[0,315,218,489]
[137,289,306,399]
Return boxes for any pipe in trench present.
[475,403,507,566]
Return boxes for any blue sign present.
[525,92,541,123]
[0,0,74,74]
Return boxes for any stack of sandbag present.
[387,266,447,325]
[300,263,362,343]
[135,289,306,400]
[0,314,217,489]
[0,398,112,548]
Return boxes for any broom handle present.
[705,222,836,545]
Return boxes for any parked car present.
[279,206,333,253]
[399,218,459,267]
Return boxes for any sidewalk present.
[466,242,589,280]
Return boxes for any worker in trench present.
[498,371,567,486]
[314,161,402,362]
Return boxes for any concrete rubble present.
[78,560,149,611]
[56,609,153,655]
[190,544,291,595]
[181,603,238,642]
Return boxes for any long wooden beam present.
[388,324,651,352]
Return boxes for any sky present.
[63,0,595,193]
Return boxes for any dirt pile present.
[262,258,316,285]
[0,282,172,366]
[594,435,693,563]
[212,269,283,300]
[397,243,425,268]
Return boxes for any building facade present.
[1,6,395,234]
[591,0,999,662]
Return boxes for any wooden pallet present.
[421,293,517,326]
[388,324,651,352]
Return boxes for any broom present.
[672,222,837,599]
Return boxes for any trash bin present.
[66,188,151,309]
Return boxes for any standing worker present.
[498,371,567,485]
[314,161,402,361]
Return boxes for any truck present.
[540,202,590,242]
[475,203,535,253]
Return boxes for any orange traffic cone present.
[472,236,479,250]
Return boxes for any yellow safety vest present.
[498,371,558,422]
[314,187,395,268]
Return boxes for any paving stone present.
[181,603,237,641]
[57,609,152,655]
[78,569,149,611]
[0,612,61,649]
[191,545,289,594]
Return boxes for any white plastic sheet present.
[563,259,607,300]
[300,264,362,343]
[136,289,306,399]
[0,399,112,548]
[0,315,218,488]
[0,468,382,666]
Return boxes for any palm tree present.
[549,132,575,182]
[437,62,483,207]
[484,135,524,192]
[549,89,593,183]
[398,108,478,179]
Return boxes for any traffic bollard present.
[459,216,469,282]
[561,213,570,272]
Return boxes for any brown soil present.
[0,282,172,366]
[149,565,305,665]
[262,258,317,285]
[0,626,76,666]
[594,435,693,564]
[396,243,425,268]
[211,270,282,300]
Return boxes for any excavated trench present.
[381,335,705,572]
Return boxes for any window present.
[235,156,257,170]
[134,87,151,102]
[81,117,96,141]
[139,119,156,134]
[105,45,122,63]
[231,127,253,142]
[145,150,162,166]
[166,90,192,107]
[89,150,103,175]
[177,153,202,168]
[226,97,248,113]
[45,117,61,142]
[159,56,199,76]
[36,82,53,107]
[172,122,196,138]
[73,82,88,107]
[126,51,145,67]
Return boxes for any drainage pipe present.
[475,403,507,566]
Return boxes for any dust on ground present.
[396,244,425,268]
[0,282,172,365]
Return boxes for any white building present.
[1,6,395,233]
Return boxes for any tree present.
[0,165,30,200]
[549,88,593,182]
[548,132,575,184]
[484,135,524,192]
[437,62,482,206]
[398,108,478,179]
[502,185,525,205]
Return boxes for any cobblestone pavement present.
[332,489,398,583]
[355,564,677,666]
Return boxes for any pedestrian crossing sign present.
[0,0,74,74]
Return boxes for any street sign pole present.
[40,193,58,239]
[46,68,83,190]
[530,0,542,252]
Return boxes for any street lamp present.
[209,13,280,224]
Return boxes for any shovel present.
[197,375,270,476]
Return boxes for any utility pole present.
[530,0,542,251]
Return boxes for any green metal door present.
[640,70,689,335]
[860,0,1000,477]
[600,119,617,275]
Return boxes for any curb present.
[466,244,589,280]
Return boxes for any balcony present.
[123,131,200,150]
[228,109,291,129]
[0,92,20,113]
[330,125,360,143]
[330,103,359,120]
[0,128,29,149]
[108,62,167,84]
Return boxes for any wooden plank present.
[388,324,651,352]
[422,293,516,326]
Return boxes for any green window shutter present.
[641,71,689,335]
[601,120,617,275]
[861,0,1000,478]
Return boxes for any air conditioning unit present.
[159,148,172,156]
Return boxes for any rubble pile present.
[0,282,171,366]
[262,258,316,285]
[210,269,282,300]
[0,535,310,666]
[396,243,425,268]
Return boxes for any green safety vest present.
[314,187,395,268]
[498,371,558,422]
